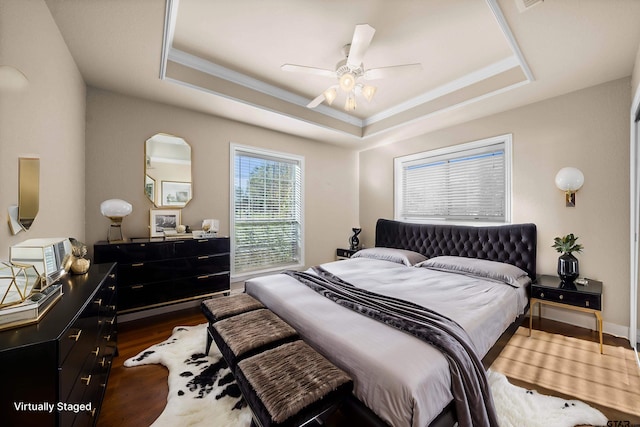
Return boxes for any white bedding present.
[245,257,528,427]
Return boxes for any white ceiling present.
[44,0,640,151]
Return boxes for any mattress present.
[245,257,528,427]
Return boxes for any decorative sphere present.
[100,199,133,218]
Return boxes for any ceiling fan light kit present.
[282,23,422,112]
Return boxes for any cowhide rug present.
[124,324,252,427]
[125,323,609,427]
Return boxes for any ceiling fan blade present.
[281,64,336,78]
[346,24,376,68]
[363,63,423,80]
[306,93,326,108]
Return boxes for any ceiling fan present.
[281,24,422,111]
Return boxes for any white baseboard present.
[538,305,629,340]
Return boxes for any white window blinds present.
[231,145,303,275]
[395,135,511,223]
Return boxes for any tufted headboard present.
[375,219,537,279]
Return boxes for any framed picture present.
[161,181,191,206]
[145,175,155,203]
[150,208,181,238]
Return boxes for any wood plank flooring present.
[97,307,639,426]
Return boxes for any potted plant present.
[552,234,583,285]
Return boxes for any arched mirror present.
[144,133,192,207]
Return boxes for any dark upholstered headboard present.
[375,219,537,279]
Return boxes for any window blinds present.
[399,142,506,221]
[233,148,302,274]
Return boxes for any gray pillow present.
[417,256,529,287]
[351,247,428,266]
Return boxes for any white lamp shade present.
[555,167,584,191]
[100,199,133,218]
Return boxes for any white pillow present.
[417,256,530,287]
[351,247,427,266]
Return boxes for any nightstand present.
[336,248,358,260]
[529,274,603,353]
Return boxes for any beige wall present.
[632,44,640,99]
[0,0,86,260]
[359,78,631,331]
[84,88,359,272]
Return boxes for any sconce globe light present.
[100,199,132,242]
[555,167,584,207]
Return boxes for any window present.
[231,144,304,276]
[394,134,512,223]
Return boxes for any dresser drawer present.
[184,253,230,275]
[174,238,230,257]
[118,258,186,285]
[531,286,601,310]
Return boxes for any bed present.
[244,218,537,427]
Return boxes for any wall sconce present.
[100,199,133,242]
[555,167,584,207]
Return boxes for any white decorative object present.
[555,167,584,207]
[202,219,219,237]
[100,199,133,242]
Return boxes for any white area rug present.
[125,323,609,427]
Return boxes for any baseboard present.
[538,305,629,340]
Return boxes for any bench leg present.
[205,326,213,355]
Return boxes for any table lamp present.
[100,199,132,243]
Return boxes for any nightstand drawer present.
[531,287,601,310]
[336,248,357,259]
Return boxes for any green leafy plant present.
[552,234,583,255]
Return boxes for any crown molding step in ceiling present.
[44,0,640,148]
[161,0,531,140]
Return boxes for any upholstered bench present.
[211,308,298,370]
[201,293,265,354]
[235,340,353,427]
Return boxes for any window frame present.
[394,134,512,225]
[230,143,305,280]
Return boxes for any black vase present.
[350,228,361,251]
[557,253,579,284]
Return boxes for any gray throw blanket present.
[284,266,499,427]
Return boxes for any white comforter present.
[245,258,528,427]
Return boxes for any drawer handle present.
[69,330,82,341]
[109,274,116,279]
[131,262,144,267]
[93,299,102,307]
[540,293,544,298]
[559,294,564,300]
[99,357,110,368]
[107,316,116,325]
[197,275,210,280]
[108,285,116,291]
[131,285,144,289]
[81,375,92,386]
[198,239,209,243]
[197,255,210,260]
[585,301,589,307]
[107,305,116,311]
[104,334,112,341]
[90,408,97,417]
[92,347,100,356]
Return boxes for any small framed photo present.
[161,181,191,206]
[150,208,181,238]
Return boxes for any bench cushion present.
[201,293,264,323]
[236,340,353,427]
[212,309,298,369]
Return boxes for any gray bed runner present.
[284,266,499,427]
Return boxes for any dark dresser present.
[0,262,117,427]
[94,237,230,314]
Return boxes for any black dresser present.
[94,237,230,314]
[0,262,117,427]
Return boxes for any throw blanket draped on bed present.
[284,266,499,427]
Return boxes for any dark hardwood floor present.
[97,307,638,426]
